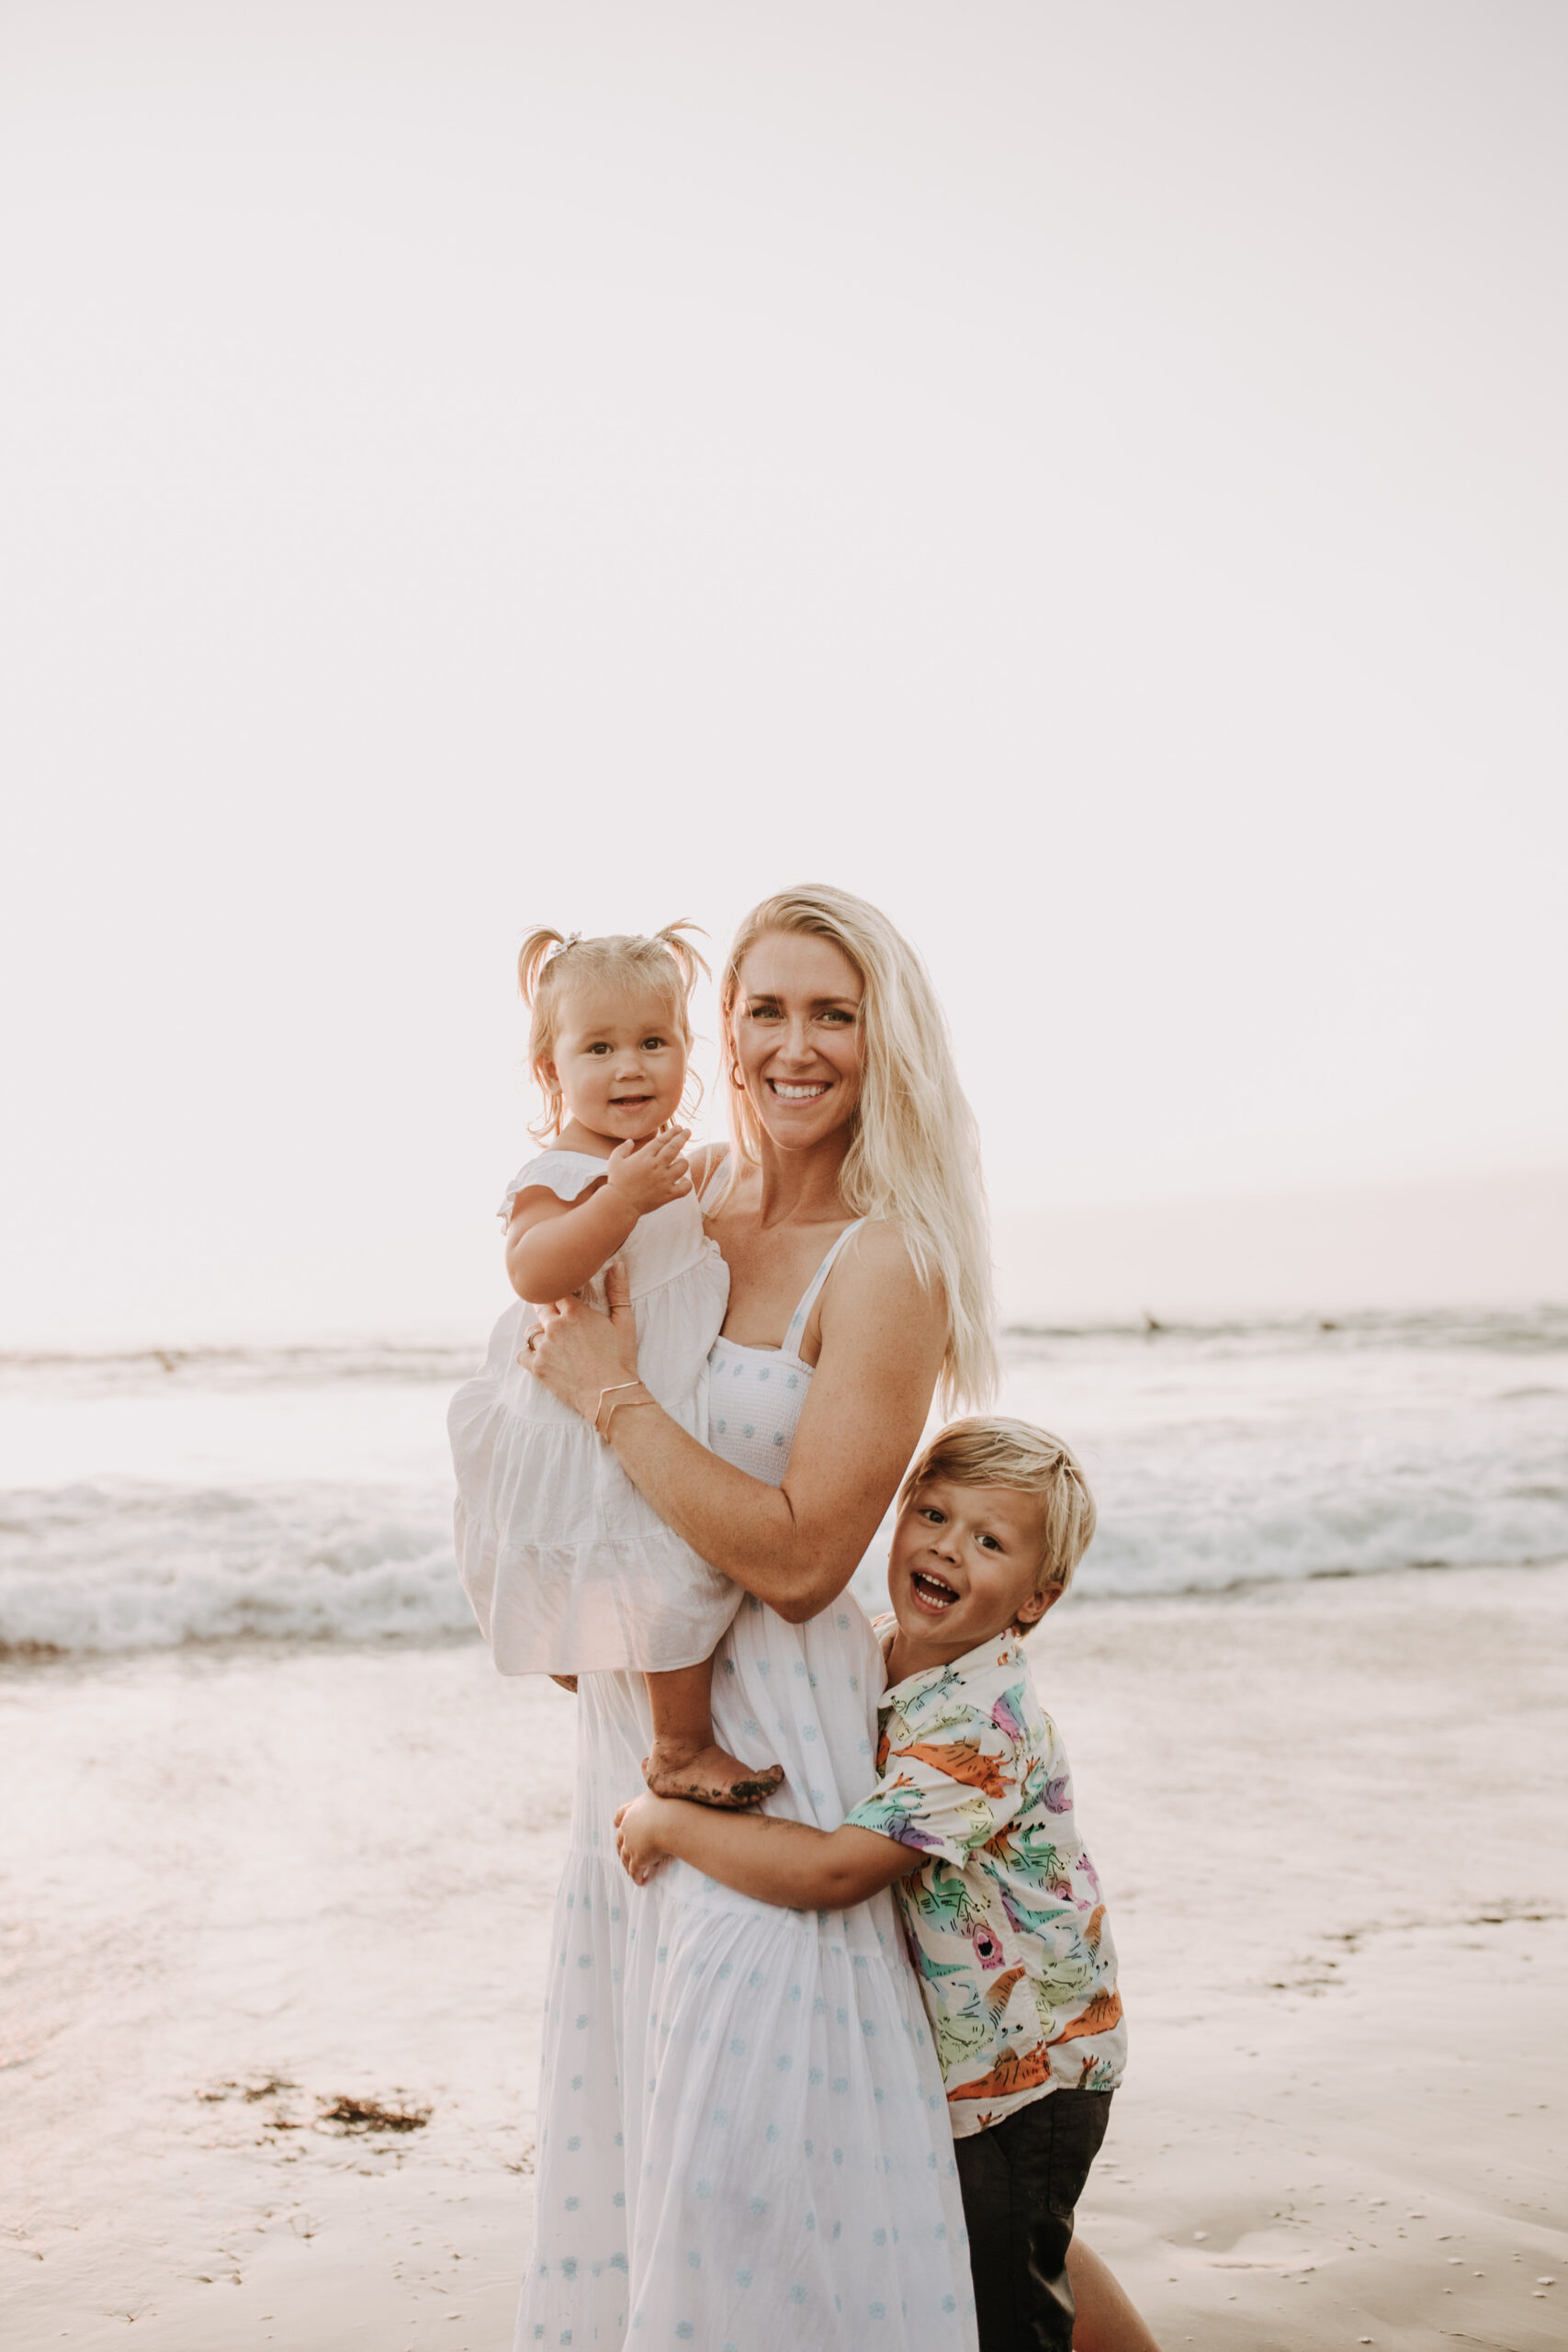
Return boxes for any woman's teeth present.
[911,1571,959,1610]
[770,1080,829,1101]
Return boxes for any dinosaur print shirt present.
[843,1620,1126,2135]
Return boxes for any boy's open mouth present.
[909,1569,960,1612]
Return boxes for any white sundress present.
[447,1149,736,1675]
[516,1214,977,2352]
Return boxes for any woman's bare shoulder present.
[832,1217,945,1330]
[803,1216,944,1406]
[845,1214,925,1277]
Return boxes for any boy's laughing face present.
[886,1477,1062,1675]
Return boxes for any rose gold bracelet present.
[594,1380,653,1440]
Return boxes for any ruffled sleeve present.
[496,1150,610,1223]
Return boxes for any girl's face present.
[547,980,688,1144]
[730,931,864,1153]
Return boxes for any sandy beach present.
[4,1561,1563,2352]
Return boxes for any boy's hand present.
[604,1127,692,1216]
[614,1793,676,1884]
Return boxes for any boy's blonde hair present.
[901,1417,1098,1599]
[718,884,998,1412]
[517,922,708,1139]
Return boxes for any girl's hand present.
[604,1127,692,1216]
[525,1260,641,1422]
[614,1793,676,1884]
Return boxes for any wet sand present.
[3,1563,1564,2350]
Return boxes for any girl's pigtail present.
[517,926,568,1006]
[653,919,710,1001]
[655,921,709,1126]
[518,927,572,1141]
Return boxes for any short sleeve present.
[497,1151,608,1223]
[843,1702,1025,1866]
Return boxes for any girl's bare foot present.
[643,1737,784,1809]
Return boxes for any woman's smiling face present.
[731,931,864,1150]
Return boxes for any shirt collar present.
[874,1619,1026,1709]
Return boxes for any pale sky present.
[3,3,1565,1346]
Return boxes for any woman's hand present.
[525,1261,640,1424]
[614,1793,678,1885]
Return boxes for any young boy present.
[614,1415,1126,2352]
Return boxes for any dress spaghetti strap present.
[783,1218,866,1352]
[699,1147,864,1360]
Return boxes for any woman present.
[521,886,1156,2352]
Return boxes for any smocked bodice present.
[704,1215,863,1486]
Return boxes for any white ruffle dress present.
[447,1149,735,1675]
[515,1216,977,2352]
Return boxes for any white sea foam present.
[989,1308,1568,1599]
[2,1312,1564,1655]
[0,1480,473,1654]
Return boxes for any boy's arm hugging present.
[614,1671,1020,1909]
[506,1128,694,1305]
[615,1792,925,1908]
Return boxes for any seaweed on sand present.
[316,2094,431,2134]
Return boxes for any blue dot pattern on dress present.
[513,1214,977,2352]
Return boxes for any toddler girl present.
[448,923,782,1809]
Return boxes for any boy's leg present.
[1064,2238,1164,2352]
[643,1657,784,1809]
[955,2089,1112,2352]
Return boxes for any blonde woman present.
[520,888,1156,2352]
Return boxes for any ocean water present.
[1,1311,1564,1657]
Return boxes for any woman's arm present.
[505,1131,692,1303]
[615,1792,920,1908]
[525,1220,946,1621]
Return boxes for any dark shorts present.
[954,2087,1113,2352]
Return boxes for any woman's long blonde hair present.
[720,885,998,1408]
[517,922,707,1139]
